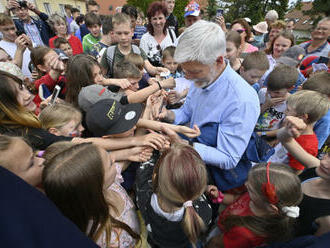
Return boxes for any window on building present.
[43,3,52,15]
[302,20,308,25]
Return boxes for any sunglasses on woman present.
[235,29,246,34]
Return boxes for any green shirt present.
[82,33,101,54]
[100,45,148,78]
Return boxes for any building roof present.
[285,1,314,31]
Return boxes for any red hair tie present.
[262,162,278,204]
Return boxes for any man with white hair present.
[300,17,330,58]
[158,21,260,190]
[264,9,278,43]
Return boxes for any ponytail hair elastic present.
[262,162,279,205]
[183,200,193,208]
[282,206,300,218]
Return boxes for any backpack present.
[105,44,141,78]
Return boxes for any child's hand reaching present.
[206,185,219,199]
[177,124,201,138]
[206,185,225,204]
[127,146,154,162]
[136,132,166,150]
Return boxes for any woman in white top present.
[140,1,176,67]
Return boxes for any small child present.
[162,46,182,79]
[162,46,191,106]
[284,90,329,173]
[90,16,114,61]
[53,37,73,57]
[239,51,270,92]
[82,13,102,54]
[39,103,84,137]
[256,64,298,134]
[124,53,150,89]
[207,162,302,247]
[136,142,212,247]
[302,72,330,149]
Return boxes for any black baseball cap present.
[86,99,142,137]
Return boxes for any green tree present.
[206,0,219,20]
[303,0,330,24]
[220,0,289,24]
[126,0,189,27]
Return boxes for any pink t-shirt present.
[245,43,259,53]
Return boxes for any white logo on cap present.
[125,111,136,120]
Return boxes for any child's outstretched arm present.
[137,118,201,138]
[126,78,175,104]
[277,116,320,168]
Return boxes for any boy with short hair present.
[82,13,101,54]
[54,37,73,57]
[90,15,114,60]
[239,51,269,91]
[100,13,167,88]
[256,64,298,135]
[282,90,329,173]
[302,72,330,149]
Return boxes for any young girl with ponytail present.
[207,162,303,248]
[136,143,212,247]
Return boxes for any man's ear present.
[216,56,224,66]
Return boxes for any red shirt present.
[49,35,83,55]
[218,192,266,248]
[288,134,318,171]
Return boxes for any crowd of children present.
[0,0,329,247]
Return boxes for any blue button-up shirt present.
[173,64,260,170]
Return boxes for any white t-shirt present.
[268,143,289,164]
[255,88,286,131]
[0,40,32,79]
[139,29,176,66]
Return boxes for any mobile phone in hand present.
[216,9,224,17]
[49,85,61,105]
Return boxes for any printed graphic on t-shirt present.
[256,107,284,131]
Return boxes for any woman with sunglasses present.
[140,1,176,67]
[230,18,258,56]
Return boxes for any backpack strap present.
[105,45,116,78]
[168,28,175,44]
[132,44,141,55]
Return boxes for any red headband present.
[262,162,278,204]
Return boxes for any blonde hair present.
[112,13,131,28]
[241,51,269,71]
[302,72,330,96]
[39,103,82,130]
[125,53,144,70]
[287,90,330,124]
[152,143,208,244]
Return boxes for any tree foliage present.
[206,0,219,20]
[126,0,189,27]
[303,0,330,23]
[220,0,289,24]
